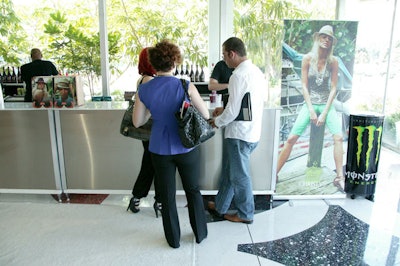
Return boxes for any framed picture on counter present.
[32,76,53,108]
[31,75,84,108]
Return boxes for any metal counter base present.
[1,102,279,195]
[0,108,62,194]
[57,106,279,194]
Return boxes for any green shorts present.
[290,104,342,136]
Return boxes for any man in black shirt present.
[21,48,58,102]
[208,60,234,95]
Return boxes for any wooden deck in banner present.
[275,165,343,196]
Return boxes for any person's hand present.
[208,118,218,128]
[309,110,318,125]
[212,107,224,117]
[316,113,327,127]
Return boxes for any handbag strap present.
[180,79,190,102]
[139,76,145,85]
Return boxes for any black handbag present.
[175,79,215,148]
[120,99,152,141]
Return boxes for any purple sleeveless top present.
[138,76,193,155]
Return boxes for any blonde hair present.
[309,37,334,67]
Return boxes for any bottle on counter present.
[199,66,205,82]
[17,67,22,83]
[174,65,179,76]
[185,63,190,77]
[1,67,6,83]
[6,66,12,83]
[11,67,16,83]
[189,65,194,82]
[195,64,199,82]
[209,90,216,103]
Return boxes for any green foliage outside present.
[107,0,209,69]
[43,10,121,96]
[233,0,310,88]
[0,0,27,64]
[386,112,400,130]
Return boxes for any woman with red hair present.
[127,47,161,217]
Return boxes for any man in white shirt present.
[208,37,267,224]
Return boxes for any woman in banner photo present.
[132,40,208,248]
[277,25,345,192]
[126,47,161,217]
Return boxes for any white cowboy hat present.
[313,25,337,46]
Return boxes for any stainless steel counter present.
[0,102,279,195]
[0,107,61,193]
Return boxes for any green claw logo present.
[353,125,382,171]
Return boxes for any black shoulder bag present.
[175,79,215,148]
[120,77,153,141]
[120,99,152,141]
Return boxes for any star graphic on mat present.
[238,205,400,265]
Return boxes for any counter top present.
[1,101,277,111]
[1,101,129,111]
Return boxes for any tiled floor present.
[0,147,399,265]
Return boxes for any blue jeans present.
[215,138,258,221]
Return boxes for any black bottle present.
[185,63,190,77]
[189,65,195,82]
[6,66,12,83]
[17,67,22,83]
[194,65,199,82]
[1,67,6,83]
[199,66,205,82]
[11,67,17,83]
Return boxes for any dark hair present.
[138,47,156,76]
[148,40,182,72]
[30,48,42,60]
[223,37,247,57]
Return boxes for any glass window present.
[338,0,400,151]
[105,0,208,100]
[10,0,208,101]
[233,0,337,107]
[233,0,399,153]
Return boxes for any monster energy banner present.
[345,114,384,196]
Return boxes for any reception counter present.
[0,102,280,195]
[0,106,61,193]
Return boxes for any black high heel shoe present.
[127,197,140,213]
[153,201,162,218]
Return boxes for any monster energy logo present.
[346,123,382,182]
[354,125,382,170]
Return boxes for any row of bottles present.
[0,66,22,84]
[0,66,80,85]
[174,64,205,82]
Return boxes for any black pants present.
[151,147,207,248]
[131,141,159,201]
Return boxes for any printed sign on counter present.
[32,75,84,108]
